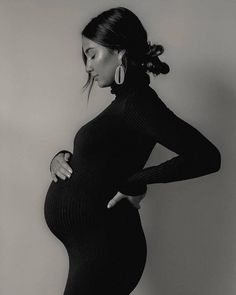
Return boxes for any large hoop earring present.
[114,64,125,85]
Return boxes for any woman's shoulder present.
[125,85,169,113]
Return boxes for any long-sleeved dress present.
[44,69,221,295]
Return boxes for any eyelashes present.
[87,55,95,60]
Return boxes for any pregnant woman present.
[44,7,221,295]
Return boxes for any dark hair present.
[81,7,170,102]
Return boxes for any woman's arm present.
[118,90,221,196]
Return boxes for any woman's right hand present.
[50,151,73,182]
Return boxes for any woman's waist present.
[46,174,118,205]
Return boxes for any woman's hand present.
[107,191,147,210]
[50,152,73,182]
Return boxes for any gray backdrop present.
[1,0,233,294]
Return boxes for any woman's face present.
[82,36,122,88]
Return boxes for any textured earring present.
[114,64,125,85]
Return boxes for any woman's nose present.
[85,59,93,73]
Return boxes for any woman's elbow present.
[205,145,221,173]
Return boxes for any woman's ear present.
[118,49,126,62]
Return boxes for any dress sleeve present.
[118,91,221,196]
[49,150,73,173]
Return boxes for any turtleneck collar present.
[110,67,150,97]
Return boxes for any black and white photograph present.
[2,1,233,294]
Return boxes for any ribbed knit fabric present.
[44,67,221,294]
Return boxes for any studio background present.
[1,0,234,294]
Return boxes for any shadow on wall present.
[141,61,234,295]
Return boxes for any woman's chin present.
[96,79,106,88]
[96,80,102,87]
[95,77,112,88]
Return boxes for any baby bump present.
[44,177,112,239]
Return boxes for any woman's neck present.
[110,66,150,96]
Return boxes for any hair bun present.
[142,40,170,76]
[145,41,164,56]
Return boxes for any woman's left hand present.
[107,191,147,209]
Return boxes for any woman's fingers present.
[51,171,58,182]
[58,164,72,178]
[107,192,145,209]
[107,192,125,208]
[52,165,72,181]
[55,165,70,180]
[61,161,73,174]
[64,152,71,161]
[56,156,73,180]
[56,170,67,180]
[50,152,73,181]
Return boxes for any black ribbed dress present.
[44,69,221,295]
